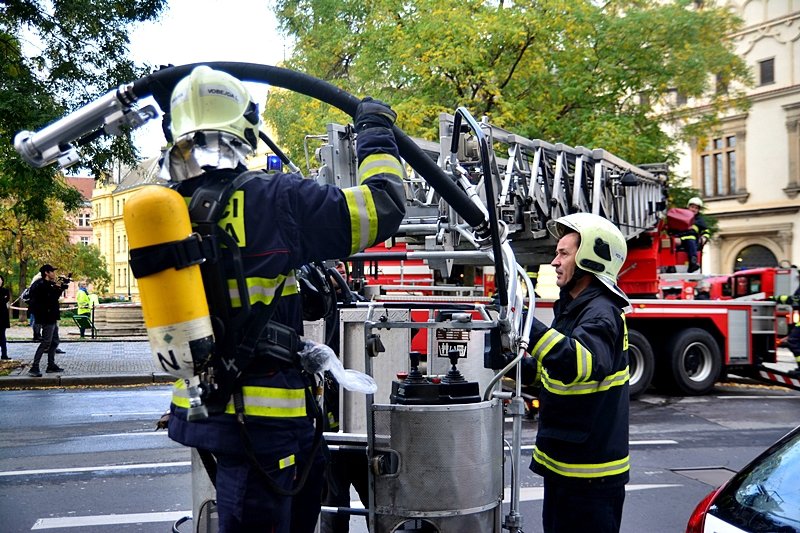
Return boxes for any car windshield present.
[711,429,800,531]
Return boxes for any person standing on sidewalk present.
[27,264,69,377]
[23,272,42,341]
[0,274,10,360]
[75,282,93,338]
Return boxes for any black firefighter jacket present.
[522,279,630,487]
[167,125,406,459]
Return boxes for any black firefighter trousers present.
[542,477,625,533]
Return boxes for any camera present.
[57,272,74,286]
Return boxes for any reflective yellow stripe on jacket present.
[172,381,307,418]
[343,154,404,254]
[541,367,630,396]
[533,446,630,479]
[530,329,565,363]
[531,328,595,386]
[228,272,299,308]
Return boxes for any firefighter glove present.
[354,97,396,132]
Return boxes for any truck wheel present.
[628,330,654,399]
[666,328,721,395]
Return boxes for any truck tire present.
[628,330,654,398]
[665,328,721,395]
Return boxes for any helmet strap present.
[563,266,588,294]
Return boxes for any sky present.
[128,0,291,158]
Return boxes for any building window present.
[734,244,778,271]
[80,236,90,246]
[700,135,737,197]
[117,235,121,252]
[78,213,90,227]
[758,58,774,86]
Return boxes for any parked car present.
[686,425,800,532]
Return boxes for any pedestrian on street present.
[24,272,42,341]
[158,67,405,533]
[520,213,631,533]
[786,317,800,379]
[27,264,69,377]
[0,274,10,360]
[76,281,94,337]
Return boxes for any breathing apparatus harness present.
[129,168,324,496]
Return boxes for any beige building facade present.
[91,153,276,300]
[678,1,800,273]
[91,158,163,300]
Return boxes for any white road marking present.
[83,431,169,438]
[503,483,682,502]
[31,511,187,530]
[29,484,684,529]
[714,395,800,400]
[517,440,676,452]
[0,461,190,478]
[90,411,167,417]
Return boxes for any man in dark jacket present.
[27,264,68,377]
[521,213,631,533]
[787,319,800,378]
[156,66,405,533]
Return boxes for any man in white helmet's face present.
[551,231,594,298]
[552,233,579,288]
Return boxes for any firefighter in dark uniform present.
[161,66,406,533]
[679,197,711,273]
[519,213,630,533]
[774,270,800,375]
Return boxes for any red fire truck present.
[329,114,799,398]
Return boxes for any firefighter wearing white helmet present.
[151,66,406,533]
[687,196,703,208]
[678,196,710,273]
[520,212,630,533]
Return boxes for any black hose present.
[131,62,488,228]
[451,108,508,308]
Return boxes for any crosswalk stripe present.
[32,511,187,530]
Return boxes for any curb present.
[0,373,175,389]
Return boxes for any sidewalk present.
[0,325,173,389]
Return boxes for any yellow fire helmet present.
[169,65,260,150]
[547,212,629,304]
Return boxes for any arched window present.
[733,245,778,271]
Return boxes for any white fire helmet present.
[547,213,629,304]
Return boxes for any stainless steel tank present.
[370,399,504,532]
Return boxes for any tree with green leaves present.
[1,0,166,293]
[0,186,109,297]
[268,0,750,174]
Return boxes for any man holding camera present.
[27,264,69,377]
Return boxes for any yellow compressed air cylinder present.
[124,185,214,379]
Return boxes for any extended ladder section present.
[308,113,669,266]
